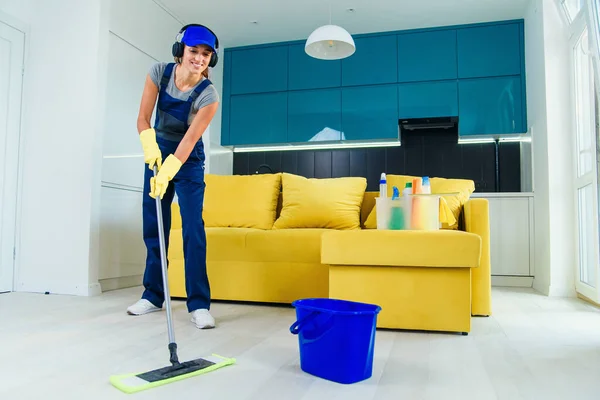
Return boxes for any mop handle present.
[153,166,179,365]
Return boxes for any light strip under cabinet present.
[499,136,532,143]
[231,140,401,153]
[457,135,531,144]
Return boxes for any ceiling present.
[158,0,531,49]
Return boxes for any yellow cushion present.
[205,227,257,261]
[245,229,327,263]
[386,174,419,195]
[170,226,258,263]
[204,227,326,263]
[321,229,481,268]
[430,177,475,229]
[273,173,367,230]
[363,175,474,230]
[203,173,281,230]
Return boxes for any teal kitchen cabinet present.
[458,76,524,135]
[342,35,398,86]
[221,19,527,146]
[221,51,232,145]
[288,88,342,143]
[229,92,287,145]
[229,45,288,95]
[341,85,399,141]
[398,80,458,119]
[457,22,522,79]
[397,29,457,82]
[288,43,341,90]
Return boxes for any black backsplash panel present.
[233,130,522,192]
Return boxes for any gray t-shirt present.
[149,62,219,127]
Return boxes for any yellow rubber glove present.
[150,154,182,199]
[139,128,162,170]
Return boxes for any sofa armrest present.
[464,198,491,316]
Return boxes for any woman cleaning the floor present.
[126,24,220,329]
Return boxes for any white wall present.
[99,0,184,291]
[525,0,576,296]
[0,0,232,296]
[0,0,109,295]
[99,0,232,291]
[542,0,576,296]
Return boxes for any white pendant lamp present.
[305,25,355,60]
[305,3,355,60]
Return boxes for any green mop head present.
[110,353,235,394]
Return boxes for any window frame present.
[561,0,600,301]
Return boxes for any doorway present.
[0,20,24,293]
[570,24,600,302]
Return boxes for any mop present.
[110,166,235,394]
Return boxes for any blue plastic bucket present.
[290,298,382,384]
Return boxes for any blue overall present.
[141,63,212,313]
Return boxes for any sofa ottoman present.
[321,230,482,334]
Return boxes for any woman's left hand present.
[150,155,182,199]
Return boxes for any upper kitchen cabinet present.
[229,45,288,95]
[229,92,288,145]
[458,76,525,135]
[398,80,458,119]
[341,84,399,141]
[287,88,342,143]
[342,35,398,86]
[288,43,341,90]
[221,19,528,146]
[221,51,232,145]
[457,22,522,79]
[397,29,457,82]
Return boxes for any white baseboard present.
[548,285,577,297]
[533,277,550,295]
[99,275,142,292]
[88,283,102,296]
[17,282,103,296]
[492,276,534,288]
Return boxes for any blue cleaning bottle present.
[389,186,405,230]
[379,173,387,198]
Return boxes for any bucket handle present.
[289,311,320,335]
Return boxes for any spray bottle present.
[389,186,405,230]
[379,173,387,198]
[403,182,413,229]
[422,176,431,194]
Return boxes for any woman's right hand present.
[139,128,162,170]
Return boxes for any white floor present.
[1,287,600,400]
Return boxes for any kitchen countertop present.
[471,192,534,198]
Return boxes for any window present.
[562,0,585,21]
[569,4,600,298]
[573,27,599,291]
[574,28,595,178]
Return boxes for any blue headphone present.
[172,24,219,68]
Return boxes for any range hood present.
[399,116,458,131]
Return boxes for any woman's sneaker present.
[127,299,161,315]
[190,309,215,329]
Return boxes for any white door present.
[572,26,600,302]
[0,21,24,293]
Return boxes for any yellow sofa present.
[166,172,491,334]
